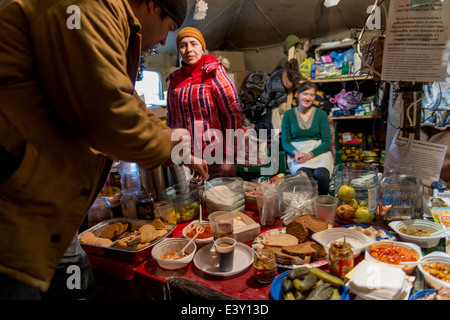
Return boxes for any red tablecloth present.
[87,209,288,299]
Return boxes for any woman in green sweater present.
[281,81,334,195]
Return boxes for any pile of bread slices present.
[263,214,329,265]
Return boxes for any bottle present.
[342,57,349,75]
[121,187,139,219]
[136,188,156,220]
[87,196,113,227]
[119,161,141,189]
[329,240,354,278]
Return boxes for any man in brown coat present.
[0,0,206,299]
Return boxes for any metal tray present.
[79,217,176,262]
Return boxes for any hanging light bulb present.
[193,0,208,20]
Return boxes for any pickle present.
[306,283,333,300]
[330,288,341,300]
[283,291,295,300]
[298,273,317,292]
[287,267,310,280]
[309,268,345,287]
[295,290,307,300]
[281,277,293,292]
[292,278,303,291]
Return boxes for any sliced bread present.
[294,214,328,234]
[264,245,311,265]
[281,241,318,257]
[262,233,298,247]
[285,219,309,242]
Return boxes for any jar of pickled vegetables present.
[329,241,354,279]
[154,200,177,224]
[253,249,277,284]
[161,182,200,223]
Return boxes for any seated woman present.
[281,81,334,195]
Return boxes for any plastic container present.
[121,187,139,219]
[87,196,113,227]
[204,177,245,214]
[388,219,447,248]
[151,238,197,270]
[278,175,318,225]
[311,228,375,258]
[418,251,450,290]
[182,220,213,247]
[161,182,200,223]
[364,241,422,274]
[333,163,378,224]
[379,164,423,224]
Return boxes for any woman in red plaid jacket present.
[167,27,243,179]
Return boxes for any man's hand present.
[185,155,209,180]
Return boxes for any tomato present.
[186,225,213,239]
[369,244,418,265]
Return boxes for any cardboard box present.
[210,50,246,72]
[232,210,261,243]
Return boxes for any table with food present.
[80,175,450,301]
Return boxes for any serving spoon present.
[175,228,203,259]
[428,228,450,238]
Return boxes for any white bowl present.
[365,241,422,274]
[182,220,213,247]
[418,251,450,290]
[151,238,196,270]
[389,220,445,248]
[311,228,376,258]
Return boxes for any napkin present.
[346,260,407,300]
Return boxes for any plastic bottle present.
[342,57,349,75]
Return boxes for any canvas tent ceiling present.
[159,0,390,54]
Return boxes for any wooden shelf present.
[330,114,381,121]
[302,75,373,83]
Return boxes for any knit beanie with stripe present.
[176,27,206,51]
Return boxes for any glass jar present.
[154,200,177,224]
[87,196,113,227]
[333,163,378,224]
[253,249,277,284]
[136,188,156,220]
[329,241,354,279]
[121,187,138,219]
[161,182,200,223]
[378,164,423,224]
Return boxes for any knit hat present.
[153,0,187,28]
[176,27,206,51]
[283,34,301,55]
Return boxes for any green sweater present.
[281,107,332,157]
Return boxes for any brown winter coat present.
[0,0,171,291]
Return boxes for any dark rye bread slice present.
[285,220,309,243]
[281,241,318,257]
[294,214,329,234]
[264,245,311,265]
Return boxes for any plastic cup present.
[314,195,339,226]
[208,211,234,240]
[214,237,236,272]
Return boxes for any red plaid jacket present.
[167,55,243,158]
